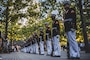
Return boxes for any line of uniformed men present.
[21,1,80,59]
[21,19,61,57]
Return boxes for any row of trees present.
[0,0,40,41]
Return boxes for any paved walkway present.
[0,51,90,60]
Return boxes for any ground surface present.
[0,51,90,60]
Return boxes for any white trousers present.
[33,44,36,54]
[39,41,44,54]
[66,31,80,58]
[27,46,30,53]
[28,46,31,53]
[46,39,52,55]
[30,45,33,53]
[35,43,39,54]
[26,47,28,53]
[21,48,24,52]
[23,47,27,53]
[52,35,61,56]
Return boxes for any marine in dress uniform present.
[34,32,39,54]
[51,14,61,57]
[26,39,31,53]
[39,27,44,55]
[28,37,32,53]
[30,36,34,54]
[32,34,36,54]
[63,1,80,59]
[23,40,29,53]
[26,39,30,53]
[45,22,52,56]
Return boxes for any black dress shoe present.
[75,57,80,59]
[46,54,51,56]
[52,55,61,57]
[70,57,80,59]
[40,54,44,55]
[56,56,61,57]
